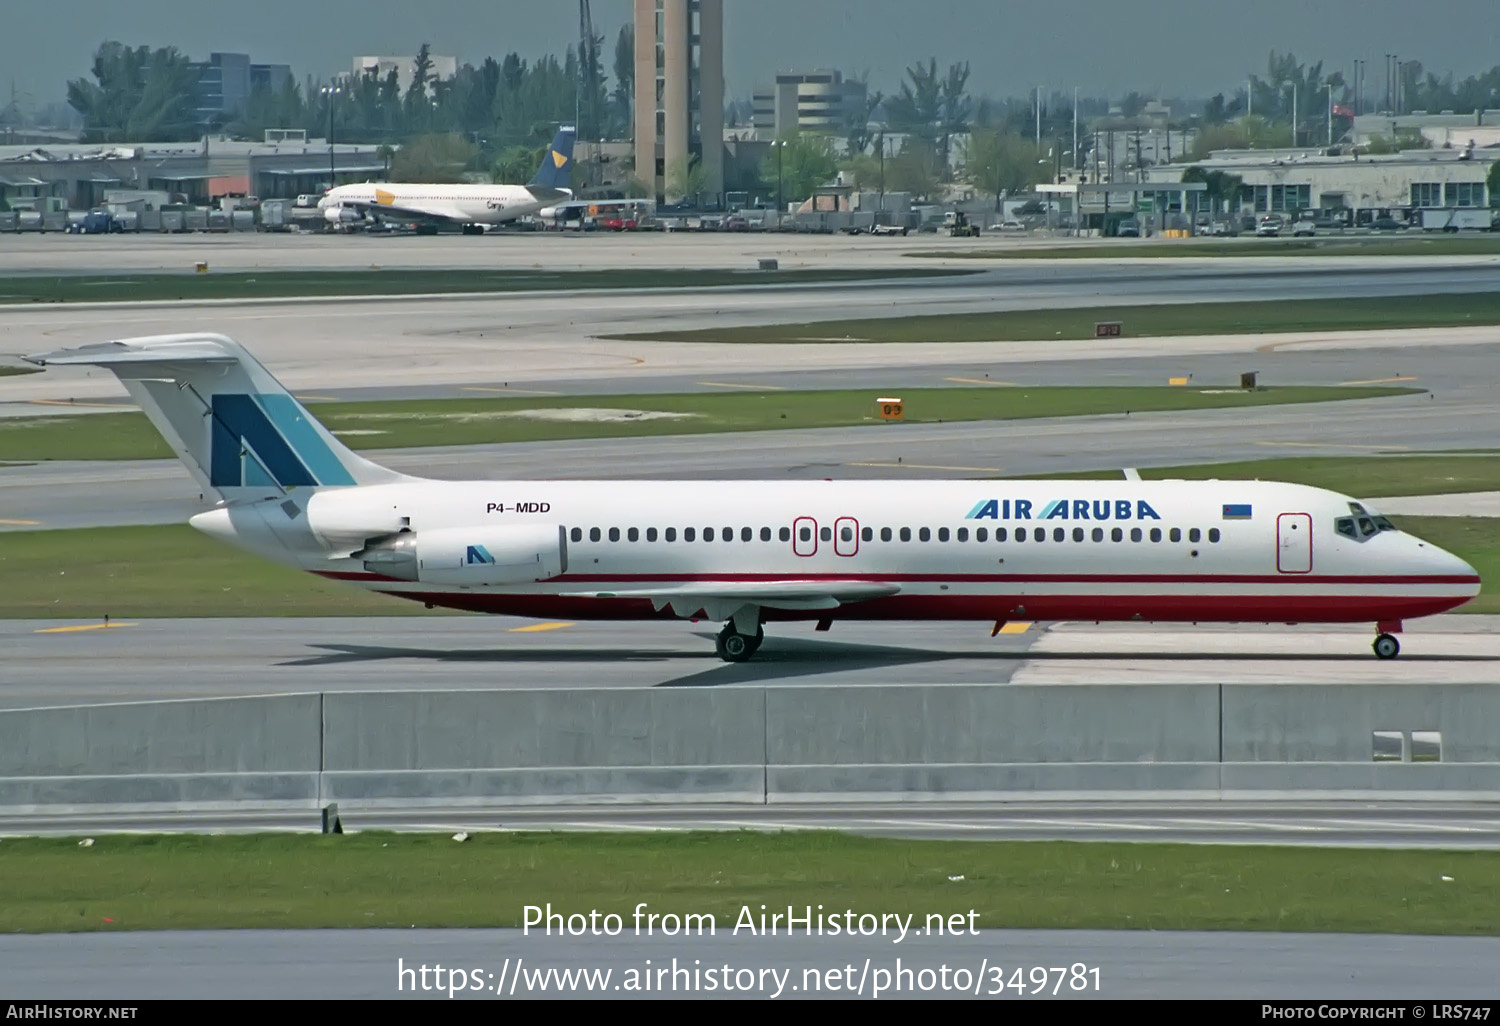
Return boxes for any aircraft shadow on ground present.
[274,636,1495,688]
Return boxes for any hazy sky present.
[7,1,1500,112]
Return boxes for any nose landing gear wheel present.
[1373,634,1400,660]
[715,624,764,663]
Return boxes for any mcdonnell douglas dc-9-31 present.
[318,127,574,234]
[24,335,1481,662]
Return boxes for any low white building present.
[350,55,458,96]
[1142,145,1495,216]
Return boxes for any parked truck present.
[1420,208,1495,232]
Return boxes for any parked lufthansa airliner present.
[318,127,574,234]
[24,335,1481,662]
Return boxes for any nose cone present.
[1417,537,1482,600]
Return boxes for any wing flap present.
[560,580,900,618]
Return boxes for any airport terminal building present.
[1142,145,1496,219]
[0,135,386,214]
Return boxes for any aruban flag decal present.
[1222,504,1253,520]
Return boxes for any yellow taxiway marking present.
[508,622,576,633]
[996,622,1033,635]
[0,519,41,526]
[695,381,788,390]
[462,386,564,396]
[850,462,1005,473]
[294,394,341,402]
[1254,441,1410,452]
[27,399,135,409]
[34,622,139,634]
[1337,376,1419,386]
[945,376,1018,386]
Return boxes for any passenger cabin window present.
[1073,528,1085,542]
[956,528,968,542]
[938,528,950,542]
[919,528,931,542]
[780,527,791,542]
[742,527,753,542]
[761,527,772,542]
[976,528,988,542]
[647,528,659,542]
[589,528,602,542]
[1131,528,1143,542]
[841,525,855,542]
[665,528,677,542]
[1208,529,1221,543]
[862,527,873,542]
[996,528,1008,541]
[880,527,892,542]
[1189,528,1201,543]
[1092,528,1104,542]
[900,528,912,542]
[820,527,832,542]
[684,528,696,542]
[799,526,812,543]
[703,528,715,542]
[571,528,583,542]
[608,528,619,542]
[627,528,639,542]
[1169,528,1181,542]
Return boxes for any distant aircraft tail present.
[527,126,576,192]
[23,334,413,504]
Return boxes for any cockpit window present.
[1348,502,1367,515]
[1337,513,1399,542]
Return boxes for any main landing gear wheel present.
[715,624,764,663]
[1373,634,1401,660]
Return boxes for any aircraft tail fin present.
[23,334,414,503]
[527,126,576,192]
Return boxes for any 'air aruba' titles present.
[966,498,1162,522]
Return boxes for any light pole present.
[774,140,787,216]
[877,132,887,222]
[321,84,343,190]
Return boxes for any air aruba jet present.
[24,335,1481,662]
[318,127,575,234]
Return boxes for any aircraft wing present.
[340,198,467,224]
[560,580,900,619]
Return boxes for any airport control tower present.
[633,0,724,207]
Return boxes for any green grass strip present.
[1,832,1495,935]
[0,524,451,619]
[920,236,1500,259]
[0,385,1420,462]
[1036,454,1500,499]
[0,268,966,305]
[604,292,1500,343]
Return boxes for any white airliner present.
[318,127,574,234]
[24,334,1481,662]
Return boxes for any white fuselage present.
[319,183,566,226]
[193,478,1480,626]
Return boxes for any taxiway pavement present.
[3,616,1496,709]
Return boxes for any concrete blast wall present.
[1,685,1496,810]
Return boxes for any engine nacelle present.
[324,204,361,223]
[357,524,567,586]
[305,490,407,555]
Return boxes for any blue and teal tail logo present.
[210,393,355,489]
[466,545,495,566]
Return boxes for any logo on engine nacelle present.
[466,545,496,566]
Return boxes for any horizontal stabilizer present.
[25,338,239,367]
